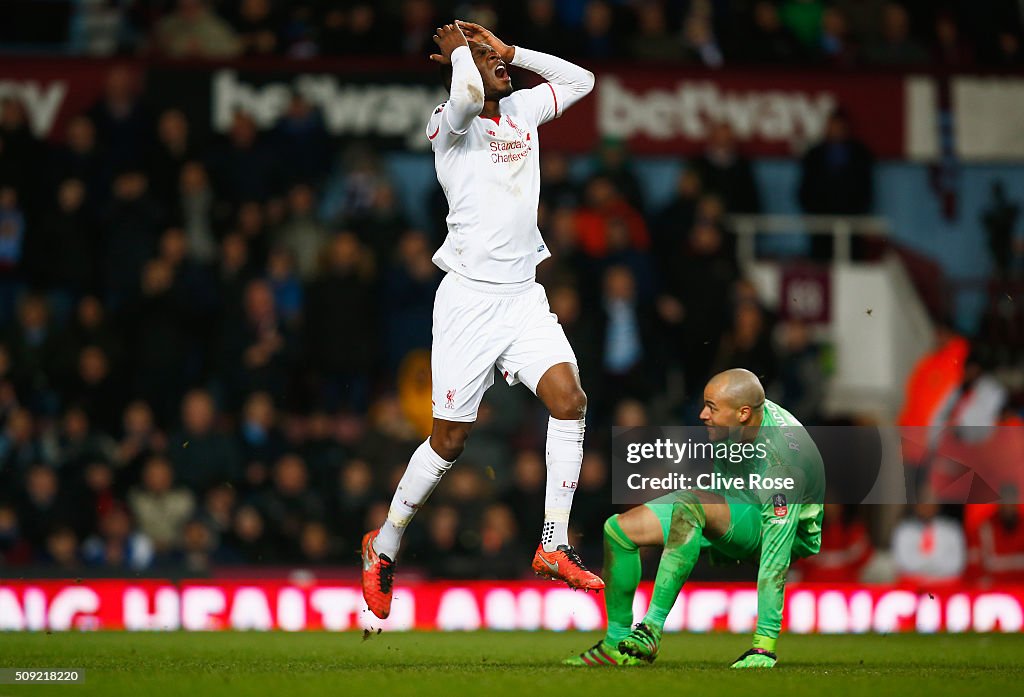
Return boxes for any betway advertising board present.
[4,58,1023,160]
[0,58,904,156]
[1,580,1022,633]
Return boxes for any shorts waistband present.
[449,272,537,296]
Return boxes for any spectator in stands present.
[224,504,273,563]
[65,346,123,436]
[102,168,164,305]
[232,0,280,56]
[73,460,117,538]
[177,161,219,265]
[575,176,650,259]
[45,406,115,471]
[422,504,475,578]
[819,5,859,67]
[128,455,195,556]
[898,322,969,500]
[502,450,547,544]
[775,319,828,422]
[795,503,872,582]
[399,0,437,57]
[683,3,725,67]
[153,0,242,59]
[517,0,569,56]
[220,279,293,404]
[123,258,190,423]
[0,503,31,565]
[32,179,98,303]
[579,0,621,59]
[208,112,277,205]
[540,152,582,212]
[0,186,24,327]
[590,139,646,213]
[893,498,966,583]
[347,185,410,266]
[43,526,81,570]
[659,220,739,400]
[0,100,46,213]
[693,122,760,214]
[713,299,779,389]
[333,458,375,547]
[477,503,524,579]
[50,116,107,208]
[863,2,928,65]
[237,391,286,472]
[149,109,196,208]
[780,0,824,50]
[200,483,236,543]
[257,454,325,559]
[82,503,154,570]
[114,400,166,476]
[932,10,974,67]
[169,389,242,493]
[18,465,66,550]
[271,184,327,281]
[87,66,151,172]
[299,521,336,563]
[597,265,656,407]
[798,109,874,216]
[629,2,685,62]
[272,94,331,187]
[651,169,702,267]
[178,518,219,571]
[322,3,384,56]
[217,232,258,326]
[384,230,440,371]
[967,491,1024,585]
[265,247,303,326]
[304,233,377,412]
[833,0,886,46]
[741,0,804,63]
[0,408,44,483]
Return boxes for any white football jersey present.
[427,46,594,284]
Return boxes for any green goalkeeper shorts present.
[644,490,762,561]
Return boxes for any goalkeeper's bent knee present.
[604,514,638,551]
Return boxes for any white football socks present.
[542,416,586,552]
[373,437,454,560]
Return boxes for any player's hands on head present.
[430,23,468,65]
[456,20,515,63]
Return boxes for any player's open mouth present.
[494,64,509,81]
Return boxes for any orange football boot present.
[532,544,605,591]
[361,530,395,619]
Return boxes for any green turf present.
[0,631,1021,696]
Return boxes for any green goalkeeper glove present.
[731,635,777,669]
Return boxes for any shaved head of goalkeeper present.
[700,368,766,443]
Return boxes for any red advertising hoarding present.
[1,580,1022,633]
[1,58,907,157]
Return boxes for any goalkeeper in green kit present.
[566,369,825,669]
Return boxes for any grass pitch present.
[0,631,1021,696]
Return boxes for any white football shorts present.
[431,272,578,422]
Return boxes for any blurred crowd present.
[7,0,1024,69]
[0,37,1021,580]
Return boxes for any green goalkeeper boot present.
[617,622,662,663]
[563,641,644,667]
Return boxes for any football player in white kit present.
[362,20,602,619]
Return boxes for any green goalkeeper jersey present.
[714,399,825,639]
